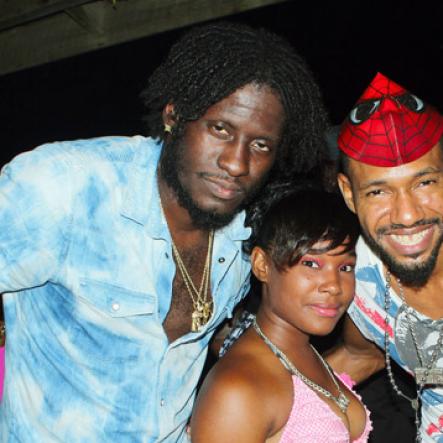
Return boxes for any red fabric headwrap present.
[338,72,443,167]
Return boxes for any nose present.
[318,269,342,297]
[391,190,424,227]
[217,140,250,177]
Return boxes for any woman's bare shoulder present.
[190,332,294,443]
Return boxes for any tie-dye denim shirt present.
[349,238,443,442]
[0,136,251,442]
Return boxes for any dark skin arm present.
[325,314,385,384]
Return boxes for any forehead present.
[201,83,285,133]
[309,239,355,256]
[348,142,443,186]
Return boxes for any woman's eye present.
[340,264,355,273]
[301,260,320,268]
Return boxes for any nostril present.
[217,146,250,177]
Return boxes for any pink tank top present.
[279,373,372,443]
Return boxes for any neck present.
[387,266,443,320]
[255,307,311,358]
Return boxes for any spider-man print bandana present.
[338,72,443,166]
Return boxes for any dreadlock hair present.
[141,21,330,183]
[244,180,360,272]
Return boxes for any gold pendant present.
[201,301,212,325]
[191,301,213,332]
[191,309,203,332]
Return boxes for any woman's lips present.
[310,304,341,318]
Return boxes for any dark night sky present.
[1,1,442,167]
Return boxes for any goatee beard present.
[361,220,443,288]
[159,128,263,230]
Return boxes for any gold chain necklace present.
[159,195,214,332]
[171,231,214,332]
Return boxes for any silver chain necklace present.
[396,276,443,386]
[384,271,443,443]
[252,317,350,413]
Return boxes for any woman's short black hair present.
[245,181,360,271]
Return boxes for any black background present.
[1,1,442,166]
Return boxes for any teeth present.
[391,230,428,246]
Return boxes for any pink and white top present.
[279,373,372,443]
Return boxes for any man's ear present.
[251,246,269,283]
[162,103,178,130]
[337,172,356,214]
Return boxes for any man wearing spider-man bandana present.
[328,72,443,442]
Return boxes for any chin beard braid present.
[159,125,266,231]
[361,224,443,288]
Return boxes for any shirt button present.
[160,399,165,407]
[111,302,120,312]
[218,257,225,263]
[165,252,169,259]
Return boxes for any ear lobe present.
[162,103,177,129]
[251,247,269,283]
[337,173,356,214]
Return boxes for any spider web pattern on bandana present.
[338,73,443,167]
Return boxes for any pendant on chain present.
[191,310,203,332]
[191,301,213,332]
[410,397,420,411]
[415,367,443,385]
[337,393,350,413]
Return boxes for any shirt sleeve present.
[0,144,73,292]
[347,296,379,345]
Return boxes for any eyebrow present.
[207,118,280,142]
[308,248,356,257]
[359,167,442,191]
[415,167,442,177]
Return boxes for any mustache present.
[376,218,442,236]
[198,172,239,182]
[198,172,245,192]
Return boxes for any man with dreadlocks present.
[0,21,328,442]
